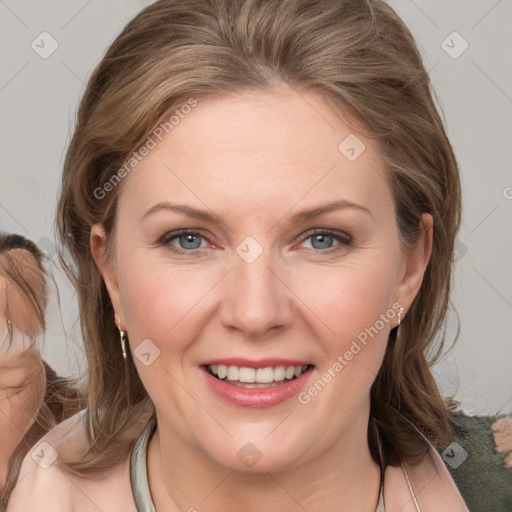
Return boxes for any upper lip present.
[201,358,313,369]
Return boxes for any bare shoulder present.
[7,411,85,511]
[7,410,142,512]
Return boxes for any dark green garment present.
[437,412,512,512]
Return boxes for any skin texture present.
[0,253,46,492]
[90,86,433,511]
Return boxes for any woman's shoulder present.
[7,410,89,511]
[382,410,512,511]
[384,439,469,511]
[6,410,144,512]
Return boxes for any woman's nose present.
[219,245,294,339]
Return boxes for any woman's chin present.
[213,451,300,475]
[196,434,312,474]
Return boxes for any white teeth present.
[255,367,274,383]
[208,364,309,384]
[273,366,286,381]
[285,366,295,380]
[217,365,227,379]
[227,365,239,381]
[238,367,256,383]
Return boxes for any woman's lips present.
[201,363,314,408]
[201,358,312,368]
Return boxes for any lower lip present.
[202,366,313,408]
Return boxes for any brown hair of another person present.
[0,234,84,509]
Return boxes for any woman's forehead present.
[0,250,45,315]
[118,88,392,220]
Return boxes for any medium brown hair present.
[57,0,461,474]
[0,236,84,508]
[0,234,47,336]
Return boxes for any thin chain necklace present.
[401,461,422,511]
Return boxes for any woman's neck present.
[147,408,382,512]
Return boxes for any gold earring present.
[120,330,127,359]
[116,315,127,360]
[397,306,404,327]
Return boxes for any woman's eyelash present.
[298,229,353,253]
[158,229,211,255]
[158,229,352,255]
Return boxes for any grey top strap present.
[130,416,157,512]
[130,417,385,511]
[376,479,386,512]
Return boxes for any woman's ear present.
[394,213,433,323]
[90,224,126,327]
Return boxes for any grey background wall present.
[0,0,510,415]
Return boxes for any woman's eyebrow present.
[141,199,373,225]
[141,202,226,226]
[286,200,374,223]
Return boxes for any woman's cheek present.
[121,262,213,343]
[292,261,395,336]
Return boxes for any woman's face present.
[0,252,46,488]
[93,86,431,472]
[0,250,45,340]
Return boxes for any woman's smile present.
[202,362,315,408]
[196,358,315,407]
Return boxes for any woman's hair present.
[56,0,461,474]
[0,234,47,336]
[0,234,84,507]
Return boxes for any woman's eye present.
[299,230,351,252]
[160,230,210,254]
[158,229,351,255]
